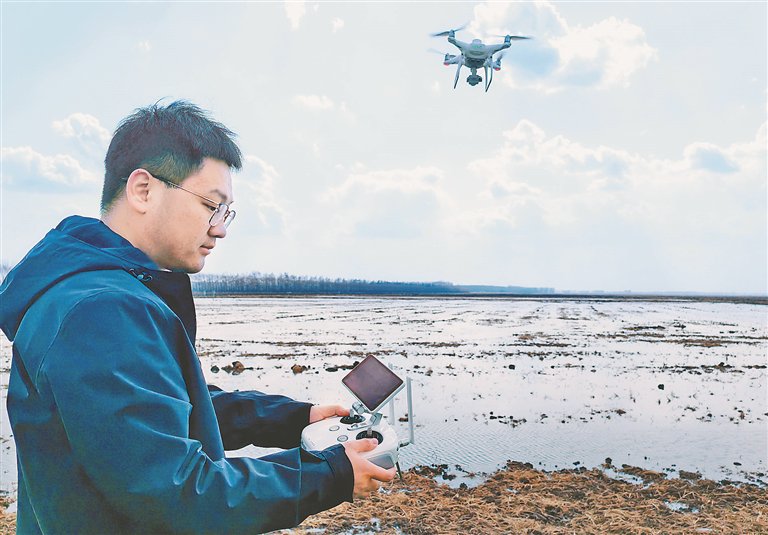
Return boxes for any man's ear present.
[124,169,153,214]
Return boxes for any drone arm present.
[448,37,471,52]
[487,42,511,55]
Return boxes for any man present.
[0,100,394,533]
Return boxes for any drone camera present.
[467,74,482,86]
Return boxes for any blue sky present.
[2,1,766,293]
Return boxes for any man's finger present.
[369,465,397,482]
[347,438,379,453]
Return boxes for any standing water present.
[195,296,767,488]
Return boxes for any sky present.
[1,1,766,293]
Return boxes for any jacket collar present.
[126,267,197,344]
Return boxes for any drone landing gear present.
[453,63,462,89]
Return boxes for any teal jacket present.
[0,216,352,534]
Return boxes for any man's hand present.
[343,439,397,497]
[308,404,349,424]
[307,406,396,496]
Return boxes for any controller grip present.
[366,454,396,469]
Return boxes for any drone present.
[430,24,531,92]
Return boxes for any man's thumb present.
[354,438,378,452]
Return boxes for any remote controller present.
[302,410,400,469]
[300,355,414,472]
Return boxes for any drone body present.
[431,25,530,92]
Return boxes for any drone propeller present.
[430,23,468,37]
[491,34,532,40]
[427,48,450,55]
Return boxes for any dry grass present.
[286,461,768,534]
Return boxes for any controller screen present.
[342,355,404,412]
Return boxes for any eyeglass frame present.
[127,171,236,228]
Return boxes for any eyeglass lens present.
[210,208,236,228]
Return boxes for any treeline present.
[1,264,553,296]
[191,272,464,296]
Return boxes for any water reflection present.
[197,296,767,487]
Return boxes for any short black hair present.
[101,100,242,212]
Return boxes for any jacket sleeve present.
[207,385,312,450]
[42,292,353,534]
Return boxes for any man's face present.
[146,158,233,273]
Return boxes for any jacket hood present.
[0,215,195,342]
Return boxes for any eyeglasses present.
[149,173,236,228]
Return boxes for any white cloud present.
[390,118,765,291]
[684,143,739,173]
[323,166,448,239]
[551,16,657,89]
[468,119,764,220]
[467,120,635,206]
[292,95,355,122]
[468,1,657,91]
[309,119,764,289]
[1,146,100,191]
[325,165,445,200]
[233,155,288,235]
[331,17,344,33]
[293,94,335,111]
[472,0,568,40]
[137,40,151,52]
[284,0,306,30]
[338,101,356,123]
[51,113,111,156]
[459,119,766,281]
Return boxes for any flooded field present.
[195,296,767,488]
[1,296,766,497]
